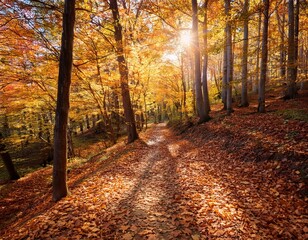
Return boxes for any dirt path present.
[2,123,307,239]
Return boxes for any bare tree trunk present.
[202,0,211,115]
[53,0,75,202]
[181,53,187,118]
[110,0,138,143]
[258,0,269,113]
[86,114,90,129]
[276,2,286,82]
[254,11,262,93]
[241,0,249,107]
[294,0,299,83]
[0,133,20,180]
[225,0,233,115]
[192,0,208,122]
[287,0,297,98]
[222,40,227,109]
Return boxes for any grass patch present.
[276,109,308,122]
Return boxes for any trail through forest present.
[1,107,308,239]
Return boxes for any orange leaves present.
[120,225,130,231]
[122,233,133,240]
[2,120,308,239]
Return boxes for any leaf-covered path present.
[1,119,308,239]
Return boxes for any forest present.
[0,0,307,239]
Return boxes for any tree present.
[225,0,233,115]
[258,0,269,113]
[110,0,139,143]
[253,10,262,93]
[202,0,211,115]
[294,0,299,82]
[192,0,208,123]
[286,0,298,98]
[53,0,76,202]
[276,0,287,83]
[0,133,20,180]
[240,0,249,107]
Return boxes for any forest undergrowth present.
[0,92,307,239]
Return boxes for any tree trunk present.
[86,114,90,129]
[202,0,211,115]
[241,0,249,107]
[110,0,138,143]
[181,53,187,119]
[276,2,286,82]
[53,0,75,202]
[222,39,227,109]
[258,0,269,113]
[294,0,299,84]
[225,0,233,115]
[287,0,297,98]
[0,133,20,180]
[254,11,262,93]
[192,0,208,123]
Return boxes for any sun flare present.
[180,32,191,47]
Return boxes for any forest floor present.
[0,91,308,239]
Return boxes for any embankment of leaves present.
[167,118,195,135]
[170,107,308,199]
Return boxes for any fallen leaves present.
[1,107,307,240]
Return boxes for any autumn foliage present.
[0,0,308,239]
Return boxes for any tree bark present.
[202,0,211,115]
[287,0,297,98]
[258,0,269,113]
[181,53,187,119]
[241,0,249,107]
[110,0,138,143]
[192,0,208,123]
[225,0,233,115]
[254,11,262,93]
[276,2,286,82]
[222,39,227,109]
[294,0,299,85]
[0,133,20,180]
[53,0,75,202]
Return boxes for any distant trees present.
[53,0,76,202]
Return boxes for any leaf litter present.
[0,96,307,239]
